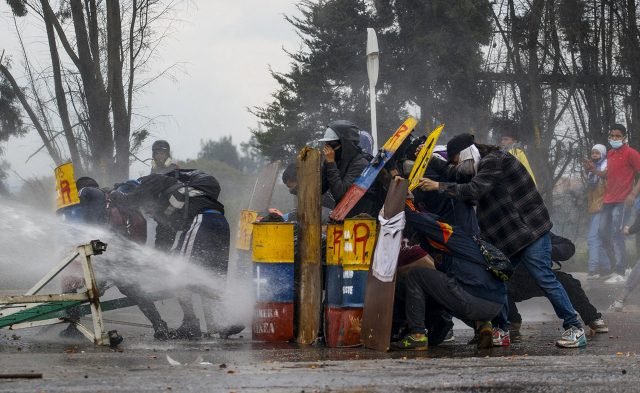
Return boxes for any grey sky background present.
[1,1,300,186]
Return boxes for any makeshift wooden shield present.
[296,147,322,344]
[361,177,408,351]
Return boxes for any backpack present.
[169,169,221,201]
[472,235,514,281]
[550,233,575,262]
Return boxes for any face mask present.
[456,160,476,177]
[609,140,624,150]
[402,160,415,178]
[288,186,298,196]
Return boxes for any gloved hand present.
[108,190,128,206]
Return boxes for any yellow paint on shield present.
[236,209,259,250]
[252,222,295,263]
[408,124,444,191]
[381,117,419,152]
[342,218,377,270]
[54,162,80,210]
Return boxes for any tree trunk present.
[69,0,114,182]
[42,1,82,171]
[107,0,131,180]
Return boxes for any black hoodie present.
[321,120,383,218]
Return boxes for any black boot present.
[217,324,245,339]
[174,318,202,339]
[153,321,177,340]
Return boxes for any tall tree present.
[252,0,494,161]
[2,0,176,183]
[199,136,241,170]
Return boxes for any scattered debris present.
[0,373,43,379]
[166,355,181,366]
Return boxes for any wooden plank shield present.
[361,177,408,351]
[296,147,322,344]
[248,161,281,212]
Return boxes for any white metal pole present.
[366,28,380,152]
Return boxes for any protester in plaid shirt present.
[419,133,586,348]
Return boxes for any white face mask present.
[609,139,624,150]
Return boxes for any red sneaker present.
[492,327,511,347]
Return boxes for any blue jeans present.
[599,203,628,275]
[510,233,581,330]
[587,212,611,274]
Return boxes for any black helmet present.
[152,140,170,151]
[76,176,100,189]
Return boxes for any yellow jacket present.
[507,147,537,186]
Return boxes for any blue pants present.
[511,233,581,330]
[588,212,611,274]
[599,203,628,276]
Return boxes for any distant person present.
[600,124,640,284]
[319,120,382,218]
[149,140,180,250]
[150,140,179,175]
[583,144,611,279]
[500,130,536,185]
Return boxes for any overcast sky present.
[0,1,300,185]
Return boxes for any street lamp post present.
[366,28,379,152]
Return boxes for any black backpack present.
[175,169,220,200]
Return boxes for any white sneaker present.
[604,273,626,284]
[556,326,587,348]
[609,300,624,312]
[587,273,601,280]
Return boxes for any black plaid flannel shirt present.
[438,150,552,257]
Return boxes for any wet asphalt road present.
[1,276,639,392]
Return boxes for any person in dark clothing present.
[320,120,382,218]
[111,170,243,339]
[106,180,178,340]
[59,178,176,340]
[58,182,109,338]
[420,134,586,348]
[392,210,508,350]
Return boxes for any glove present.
[108,190,128,206]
